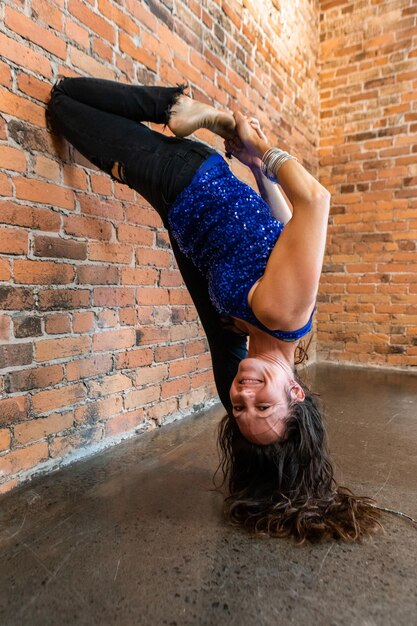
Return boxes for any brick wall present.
[0,0,319,492]
[319,0,417,367]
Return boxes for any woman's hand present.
[230,111,270,162]
[225,116,269,170]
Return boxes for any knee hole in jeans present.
[111,161,127,184]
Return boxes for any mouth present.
[239,378,262,385]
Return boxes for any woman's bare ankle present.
[168,96,235,139]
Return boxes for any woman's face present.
[229,357,305,445]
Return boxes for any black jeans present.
[47,78,247,412]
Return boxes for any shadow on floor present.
[0,364,416,625]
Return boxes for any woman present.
[47,78,381,541]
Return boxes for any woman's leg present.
[47,79,216,225]
[48,77,186,126]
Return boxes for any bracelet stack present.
[261,148,298,182]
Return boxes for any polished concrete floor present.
[0,364,416,625]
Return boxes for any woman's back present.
[168,154,313,341]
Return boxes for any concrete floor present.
[0,364,416,626]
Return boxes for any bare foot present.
[168,95,236,139]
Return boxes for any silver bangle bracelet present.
[261,148,298,182]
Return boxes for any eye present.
[233,406,243,412]
[257,406,271,411]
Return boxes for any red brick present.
[64,215,113,241]
[135,364,168,386]
[169,289,193,305]
[97,0,137,34]
[116,347,153,369]
[124,385,160,409]
[93,287,135,307]
[38,289,90,310]
[155,344,184,363]
[136,327,170,346]
[76,265,118,284]
[191,370,214,388]
[5,6,67,59]
[93,328,136,352]
[14,412,74,445]
[145,397,178,423]
[69,46,115,80]
[89,242,132,264]
[63,165,88,190]
[0,228,28,255]
[119,32,157,72]
[0,173,13,197]
[125,0,157,31]
[0,33,52,78]
[35,336,90,362]
[119,308,137,326]
[13,316,42,338]
[125,206,161,229]
[0,429,11,452]
[8,364,64,393]
[92,37,113,62]
[90,173,113,196]
[161,376,190,399]
[14,178,74,209]
[65,17,89,48]
[45,313,71,335]
[96,310,117,333]
[74,396,123,424]
[136,248,171,267]
[0,59,12,88]
[185,339,207,356]
[136,287,169,305]
[72,311,95,333]
[159,269,183,287]
[0,442,49,477]
[49,425,103,458]
[0,344,33,370]
[67,354,112,381]
[0,146,27,172]
[105,409,146,437]
[14,260,74,285]
[0,201,61,231]
[33,155,60,179]
[34,235,87,260]
[89,373,132,397]
[69,0,116,42]
[0,286,34,310]
[31,0,63,30]
[32,383,86,414]
[0,396,28,425]
[117,224,154,246]
[0,315,10,341]
[0,259,10,281]
[77,194,124,220]
[120,268,158,286]
[167,357,195,378]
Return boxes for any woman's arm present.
[233,111,330,331]
[250,166,293,225]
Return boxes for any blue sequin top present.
[168,153,314,342]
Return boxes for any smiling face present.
[229,357,305,445]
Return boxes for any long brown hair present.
[216,377,382,543]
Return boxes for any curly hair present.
[216,377,382,543]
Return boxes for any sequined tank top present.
[168,153,314,342]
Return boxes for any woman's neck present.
[246,325,297,369]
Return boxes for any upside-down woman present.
[46,78,381,542]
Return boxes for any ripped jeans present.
[47,78,216,227]
[46,78,247,412]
